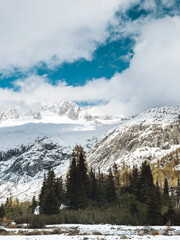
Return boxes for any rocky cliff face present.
[87,107,180,171]
[0,138,70,183]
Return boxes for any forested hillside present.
[1,146,180,227]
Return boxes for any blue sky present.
[0,31,134,88]
[2,0,179,89]
[0,0,180,115]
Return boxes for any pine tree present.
[139,161,155,203]
[106,169,117,203]
[0,204,5,218]
[43,186,59,215]
[54,176,65,205]
[46,167,56,188]
[165,199,176,225]
[89,168,98,203]
[129,166,139,198]
[66,157,79,209]
[164,178,169,200]
[113,163,121,198]
[77,148,90,202]
[97,168,107,206]
[39,174,47,214]
[39,168,59,215]
[66,148,90,210]
[146,188,163,225]
[155,181,162,209]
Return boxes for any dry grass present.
[0,230,9,236]
[151,229,159,236]
[25,230,45,235]
[92,231,102,235]
[120,236,128,239]
[67,227,80,235]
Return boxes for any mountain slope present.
[0,102,123,203]
[87,107,180,171]
[0,105,180,203]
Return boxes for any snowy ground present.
[1,224,180,239]
[2,236,180,240]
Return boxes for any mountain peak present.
[0,101,122,127]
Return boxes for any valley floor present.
[1,224,180,239]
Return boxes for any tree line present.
[39,145,117,213]
[37,145,179,225]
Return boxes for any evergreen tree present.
[89,168,98,203]
[77,148,90,203]
[43,186,59,215]
[165,199,176,225]
[96,168,107,206]
[139,161,155,203]
[113,163,121,198]
[0,204,5,218]
[39,168,59,215]
[155,181,162,209]
[164,178,169,200]
[39,174,47,214]
[54,176,65,205]
[106,169,117,203]
[46,167,56,188]
[129,166,139,198]
[67,145,90,209]
[66,157,79,209]
[146,189,163,225]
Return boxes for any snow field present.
[1,224,180,239]
[1,233,180,240]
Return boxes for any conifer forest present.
[1,145,180,227]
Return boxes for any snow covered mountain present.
[0,101,123,203]
[0,104,180,203]
[0,101,120,127]
[87,106,180,171]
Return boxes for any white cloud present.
[0,3,180,117]
[140,0,156,11]
[0,0,138,72]
[125,16,180,111]
[102,15,180,115]
[0,73,133,115]
[161,0,176,8]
